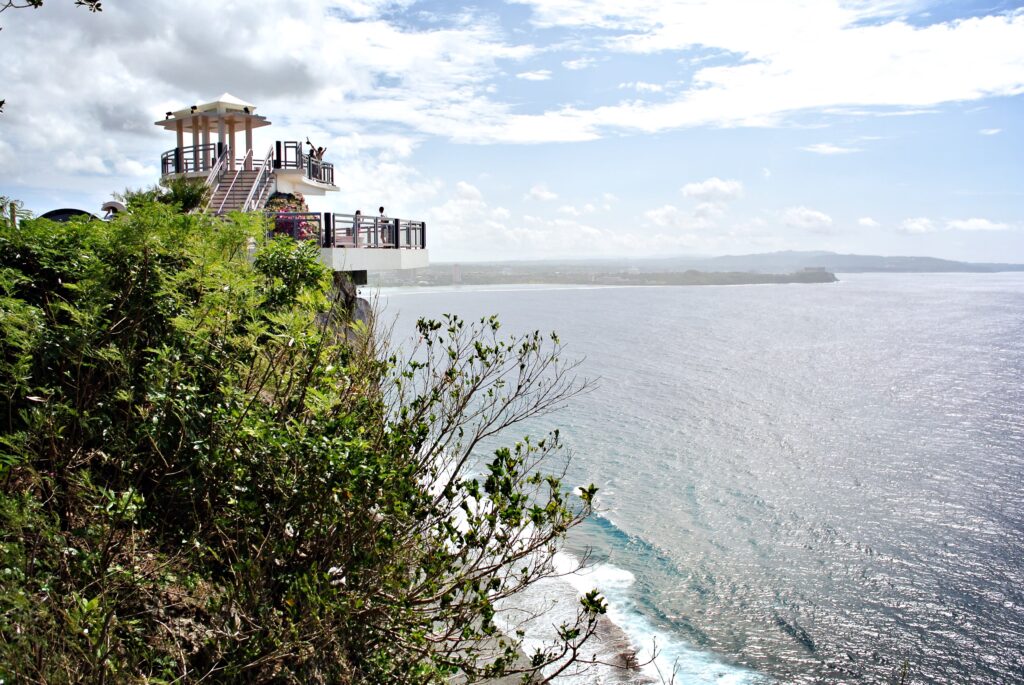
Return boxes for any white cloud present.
[644,204,715,231]
[802,143,862,154]
[782,206,834,231]
[56,153,108,175]
[516,70,553,81]
[899,217,937,233]
[761,167,772,178]
[619,81,664,93]
[979,128,1002,135]
[510,1,1024,136]
[641,178,744,236]
[558,203,596,216]
[114,158,159,177]
[454,180,484,201]
[425,183,655,260]
[562,56,596,70]
[858,217,881,228]
[524,184,558,201]
[946,217,1009,231]
[681,177,743,202]
[5,0,1024,205]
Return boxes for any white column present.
[217,116,226,155]
[244,118,253,171]
[228,121,236,171]
[201,117,211,171]
[190,115,200,172]
[175,120,184,150]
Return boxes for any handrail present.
[275,140,334,185]
[204,148,228,187]
[202,148,230,212]
[216,148,254,214]
[241,145,275,212]
[324,213,426,249]
[160,143,220,175]
[264,211,426,249]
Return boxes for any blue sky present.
[1,0,1022,261]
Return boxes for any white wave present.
[501,550,766,684]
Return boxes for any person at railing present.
[305,137,327,161]
[377,207,388,244]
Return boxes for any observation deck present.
[155,93,427,279]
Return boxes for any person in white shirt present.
[377,206,389,244]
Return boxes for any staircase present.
[209,169,269,214]
[206,147,276,214]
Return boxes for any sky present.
[1,0,1023,262]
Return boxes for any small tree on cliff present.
[0,201,603,683]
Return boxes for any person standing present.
[377,206,389,245]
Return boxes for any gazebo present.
[154,93,271,174]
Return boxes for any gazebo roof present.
[154,93,271,131]
[198,92,256,113]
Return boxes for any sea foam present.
[503,549,765,684]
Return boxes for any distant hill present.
[695,251,1024,273]
[372,250,1024,287]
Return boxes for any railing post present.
[421,222,426,249]
[322,212,332,248]
[174,147,182,174]
[392,219,399,249]
[274,141,282,169]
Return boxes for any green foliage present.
[160,175,212,213]
[0,194,31,227]
[0,201,599,683]
[115,176,212,213]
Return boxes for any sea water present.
[378,274,1024,684]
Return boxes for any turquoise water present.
[379,274,1024,684]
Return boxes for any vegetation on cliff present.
[0,202,602,683]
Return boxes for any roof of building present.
[154,93,270,131]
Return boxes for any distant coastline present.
[372,249,1024,288]
[375,267,838,288]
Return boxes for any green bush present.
[116,176,211,213]
[0,203,600,683]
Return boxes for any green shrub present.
[0,202,600,683]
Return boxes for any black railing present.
[160,143,224,175]
[325,214,425,249]
[273,141,335,185]
[268,212,426,250]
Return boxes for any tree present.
[116,176,212,213]
[0,201,603,683]
[0,195,31,227]
[0,1,101,14]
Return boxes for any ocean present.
[377,273,1024,684]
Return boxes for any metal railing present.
[325,214,425,249]
[215,148,254,214]
[241,146,275,212]
[274,141,335,185]
[161,143,223,175]
[204,148,229,187]
[268,212,426,250]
